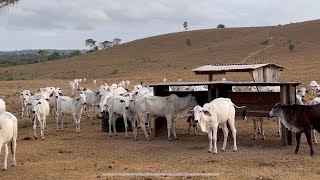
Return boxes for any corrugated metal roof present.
[192,63,284,74]
[148,81,299,87]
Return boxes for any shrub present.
[186,39,191,46]
[111,69,119,74]
[288,44,295,52]
[260,39,271,45]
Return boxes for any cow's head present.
[297,87,308,99]
[31,100,42,113]
[120,98,132,111]
[269,102,281,118]
[186,105,211,124]
[76,93,87,105]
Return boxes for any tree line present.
[85,38,121,53]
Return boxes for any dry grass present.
[1,20,320,179]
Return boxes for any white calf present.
[308,81,319,96]
[187,98,245,153]
[31,99,50,140]
[0,112,17,171]
[252,117,265,140]
[19,90,31,117]
[107,96,133,137]
[56,94,86,133]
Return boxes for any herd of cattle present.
[1,78,320,171]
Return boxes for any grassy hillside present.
[1,20,320,85]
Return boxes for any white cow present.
[83,78,86,83]
[133,94,198,140]
[111,87,127,96]
[56,93,87,133]
[0,112,18,171]
[83,90,100,123]
[0,98,6,113]
[49,89,63,116]
[308,97,320,144]
[187,98,246,153]
[92,80,97,87]
[19,90,31,117]
[297,87,308,99]
[107,96,133,137]
[308,81,319,96]
[97,91,113,118]
[39,87,55,95]
[69,81,76,95]
[31,99,50,140]
[73,79,82,88]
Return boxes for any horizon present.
[1,0,320,51]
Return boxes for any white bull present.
[133,94,198,140]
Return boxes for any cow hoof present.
[34,136,38,139]
[315,142,318,145]
[207,150,212,153]
[262,137,265,140]
[109,135,112,137]
[134,138,138,141]
[168,138,172,141]
[233,149,237,152]
[2,168,6,171]
[295,151,298,154]
[213,151,217,154]
[114,134,118,136]
[12,164,15,167]
[253,137,256,140]
[174,137,179,140]
[221,149,225,151]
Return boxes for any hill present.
[1,20,320,85]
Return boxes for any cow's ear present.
[59,93,63,96]
[120,100,125,103]
[186,110,194,117]
[50,93,53,97]
[203,110,211,116]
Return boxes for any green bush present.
[111,69,119,74]
[289,44,295,52]
[260,39,271,45]
[186,39,191,46]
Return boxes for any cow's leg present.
[112,114,117,136]
[166,116,173,140]
[33,117,38,139]
[295,132,301,154]
[123,115,129,138]
[208,129,213,153]
[140,115,150,140]
[194,125,198,135]
[108,112,113,136]
[278,118,282,138]
[253,118,257,140]
[61,114,64,131]
[221,123,229,151]
[312,129,318,145]
[172,121,178,140]
[77,114,82,133]
[12,137,17,167]
[212,126,218,154]
[40,118,45,140]
[261,118,265,140]
[132,114,139,140]
[2,143,8,171]
[188,121,192,134]
[55,113,60,131]
[21,106,24,117]
[305,129,315,156]
[228,119,237,152]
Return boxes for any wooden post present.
[280,84,294,146]
[208,74,213,81]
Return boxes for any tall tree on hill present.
[183,21,188,31]
[85,39,96,50]
[217,24,226,28]
[38,49,48,63]
[113,38,121,46]
[99,40,113,49]
[0,0,18,9]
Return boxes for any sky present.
[0,0,319,51]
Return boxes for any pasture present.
[1,79,320,180]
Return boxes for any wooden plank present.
[280,85,288,146]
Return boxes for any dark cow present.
[187,114,197,135]
[269,103,320,156]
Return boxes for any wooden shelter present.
[192,63,284,82]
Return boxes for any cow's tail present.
[233,104,247,121]
[11,141,13,154]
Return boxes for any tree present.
[0,0,18,9]
[99,40,113,49]
[68,50,82,57]
[113,38,121,46]
[85,39,96,49]
[183,21,188,31]
[48,51,61,61]
[38,49,48,63]
[217,24,226,28]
